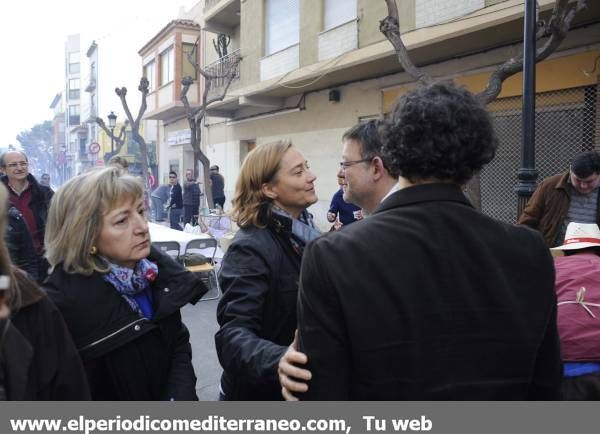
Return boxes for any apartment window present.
[144,60,156,91]
[69,51,80,74]
[324,0,357,30]
[182,43,196,78]
[68,78,80,100]
[160,47,174,86]
[69,105,80,126]
[264,0,299,56]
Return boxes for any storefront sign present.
[167,130,191,146]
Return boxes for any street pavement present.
[182,291,223,401]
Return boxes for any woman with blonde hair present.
[0,184,89,400]
[44,167,207,400]
[215,141,320,400]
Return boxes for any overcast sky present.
[0,0,199,147]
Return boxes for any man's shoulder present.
[539,172,568,190]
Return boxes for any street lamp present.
[107,111,117,155]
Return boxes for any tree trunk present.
[196,149,213,209]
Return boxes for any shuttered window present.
[324,0,357,30]
[264,0,299,56]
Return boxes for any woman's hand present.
[278,330,312,401]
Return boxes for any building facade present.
[137,1,600,225]
[196,0,600,227]
[139,18,203,186]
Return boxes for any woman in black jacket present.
[215,141,320,400]
[43,167,207,400]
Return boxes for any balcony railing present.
[204,0,221,11]
[204,49,241,91]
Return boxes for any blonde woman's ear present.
[261,182,278,200]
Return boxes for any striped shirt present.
[555,186,599,245]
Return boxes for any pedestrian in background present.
[40,173,51,188]
[209,165,226,210]
[0,151,53,281]
[183,169,202,226]
[150,183,170,222]
[519,151,600,247]
[327,174,362,230]
[167,171,183,231]
[215,141,320,400]
[43,167,207,400]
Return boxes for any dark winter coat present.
[5,206,39,279]
[1,269,90,400]
[168,184,183,210]
[298,183,561,400]
[215,212,303,400]
[210,172,225,200]
[45,247,207,400]
[183,181,202,207]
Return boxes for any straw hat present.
[551,222,600,252]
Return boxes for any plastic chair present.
[183,238,221,301]
[152,241,181,261]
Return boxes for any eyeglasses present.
[6,161,28,169]
[339,158,371,170]
[169,176,176,179]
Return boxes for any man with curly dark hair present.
[293,82,560,400]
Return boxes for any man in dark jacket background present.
[167,171,183,231]
[209,165,226,210]
[1,151,53,277]
[295,83,561,400]
[182,169,202,226]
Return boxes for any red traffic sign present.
[89,142,101,154]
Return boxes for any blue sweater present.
[328,189,361,225]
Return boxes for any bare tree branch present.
[379,0,433,86]
[95,116,128,157]
[379,0,588,105]
[186,35,201,79]
[181,35,241,208]
[477,0,587,104]
[97,77,153,191]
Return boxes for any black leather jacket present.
[45,247,207,400]
[215,213,304,400]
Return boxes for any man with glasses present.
[0,151,53,277]
[337,120,399,215]
[519,151,600,247]
[278,120,398,397]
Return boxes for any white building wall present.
[416,0,484,28]
[318,20,358,62]
[260,44,300,81]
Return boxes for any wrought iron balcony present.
[205,49,240,91]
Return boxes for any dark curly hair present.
[380,82,498,184]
